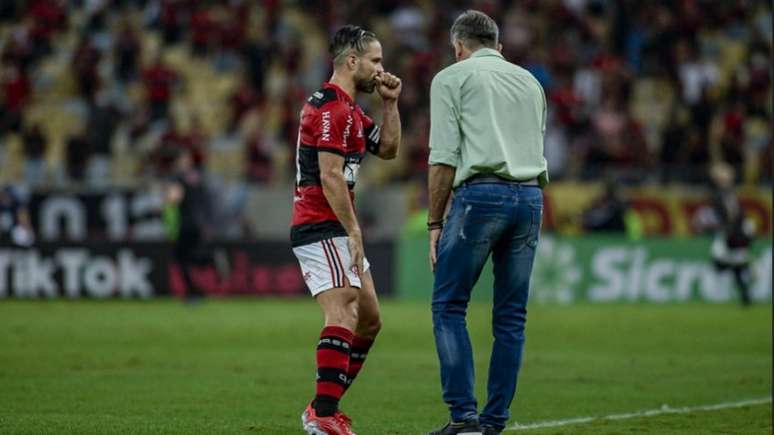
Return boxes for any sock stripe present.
[318,336,352,351]
[317,343,351,354]
[350,351,368,361]
[317,367,349,386]
[314,394,340,407]
[316,349,349,367]
[316,382,344,399]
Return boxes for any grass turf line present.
[0,300,770,434]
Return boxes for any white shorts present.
[292,236,371,296]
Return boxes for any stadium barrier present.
[0,241,394,298]
[541,183,772,236]
[397,235,772,304]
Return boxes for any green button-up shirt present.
[428,48,549,188]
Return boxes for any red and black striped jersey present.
[290,82,381,247]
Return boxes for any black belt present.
[461,174,540,187]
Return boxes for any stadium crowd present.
[0,0,771,189]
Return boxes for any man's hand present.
[347,233,365,277]
[428,228,442,272]
[376,72,402,101]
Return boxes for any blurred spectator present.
[2,29,34,72]
[159,0,184,46]
[586,95,649,180]
[151,116,205,174]
[186,114,209,168]
[65,130,91,182]
[244,117,273,183]
[213,2,249,72]
[581,179,643,239]
[0,184,34,247]
[0,0,769,188]
[142,55,180,121]
[84,95,121,187]
[229,77,260,133]
[241,34,270,96]
[114,19,141,84]
[582,180,629,233]
[675,39,718,106]
[715,98,747,177]
[189,5,215,57]
[27,0,66,60]
[71,35,100,101]
[21,123,47,186]
[0,63,29,134]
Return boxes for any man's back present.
[429,48,547,187]
[426,11,548,434]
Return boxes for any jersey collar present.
[323,82,355,105]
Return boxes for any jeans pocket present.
[458,198,506,246]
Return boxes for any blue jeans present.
[432,182,542,430]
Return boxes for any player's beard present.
[355,70,377,93]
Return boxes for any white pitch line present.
[507,396,772,431]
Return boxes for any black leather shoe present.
[427,420,482,435]
[481,426,502,435]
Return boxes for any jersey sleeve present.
[317,102,351,155]
[362,113,381,155]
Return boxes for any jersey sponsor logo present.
[321,111,331,142]
[343,114,353,145]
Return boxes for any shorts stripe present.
[324,239,345,287]
[320,241,339,288]
[329,239,347,281]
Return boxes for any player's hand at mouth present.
[375,72,402,101]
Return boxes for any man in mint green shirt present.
[426,10,548,435]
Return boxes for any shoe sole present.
[301,410,357,435]
[303,423,330,435]
[302,412,336,435]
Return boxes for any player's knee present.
[359,316,382,339]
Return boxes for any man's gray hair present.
[450,10,498,49]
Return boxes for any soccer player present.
[702,162,755,306]
[291,25,402,435]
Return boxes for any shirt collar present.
[323,82,354,104]
[470,48,503,59]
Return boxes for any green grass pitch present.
[0,299,770,434]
